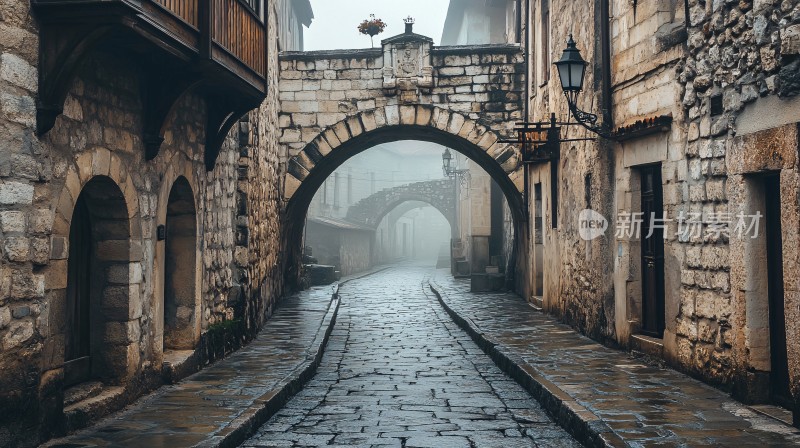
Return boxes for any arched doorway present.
[64,176,132,387]
[163,177,198,351]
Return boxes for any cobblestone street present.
[243,266,578,448]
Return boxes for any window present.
[539,0,551,85]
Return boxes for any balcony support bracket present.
[205,97,254,171]
[142,71,203,160]
[36,23,113,136]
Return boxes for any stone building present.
[0,0,308,445]
[304,216,373,277]
[522,0,800,421]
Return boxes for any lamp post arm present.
[564,93,616,140]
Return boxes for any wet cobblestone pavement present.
[44,284,337,447]
[431,269,800,447]
[243,266,579,448]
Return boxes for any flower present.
[358,14,387,47]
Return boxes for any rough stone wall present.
[0,1,285,445]
[0,14,52,442]
[338,230,373,276]
[305,220,373,276]
[240,0,286,334]
[527,0,800,401]
[527,0,616,343]
[203,129,239,327]
[676,0,800,392]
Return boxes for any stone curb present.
[197,267,390,448]
[196,295,340,448]
[428,280,628,448]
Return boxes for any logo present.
[579,209,608,241]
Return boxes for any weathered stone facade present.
[524,0,800,418]
[305,217,374,277]
[678,0,800,405]
[525,0,617,344]
[0,0,287,445]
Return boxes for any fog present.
[303,141,461,281]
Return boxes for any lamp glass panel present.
[570,63,585,91]
[557,63,571,90]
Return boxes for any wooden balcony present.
[32,0,269,170]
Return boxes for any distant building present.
[441,0,518,46]
[277,0,314,51]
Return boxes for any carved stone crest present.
[381,18,434,100]
[399,47,419,75]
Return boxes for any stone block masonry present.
[0,1,287,446]
[278,44,526,166]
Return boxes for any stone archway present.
[371,199,454,265]
[283,105,524,207]
[152,153,203,362]
[44,149,144,391]
[281,107,528,289]
[345,179,457,236]
[60,176,137,386]
[279,31,527,289]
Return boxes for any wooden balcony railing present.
[33,0,268,170]
[211,0,266,78]
[153,0,199,27]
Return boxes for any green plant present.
[358,14,387,48]
[207,319,242,333]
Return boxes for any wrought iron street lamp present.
[554,34,614,139]
[503,34,616,166]
[554,35,586,103]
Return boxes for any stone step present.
[162,349,200,384]
[470,272,505,292]
[63,381,104,408]
[64,386,127,434]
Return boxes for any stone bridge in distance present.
[345,179,457,234]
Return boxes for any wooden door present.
[640,165,665,338]
[764,174,791,407]
[64,196,92,387]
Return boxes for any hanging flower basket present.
[358,14,387,47]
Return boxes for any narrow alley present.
[244,266,578,448]
[5,0,800,446]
